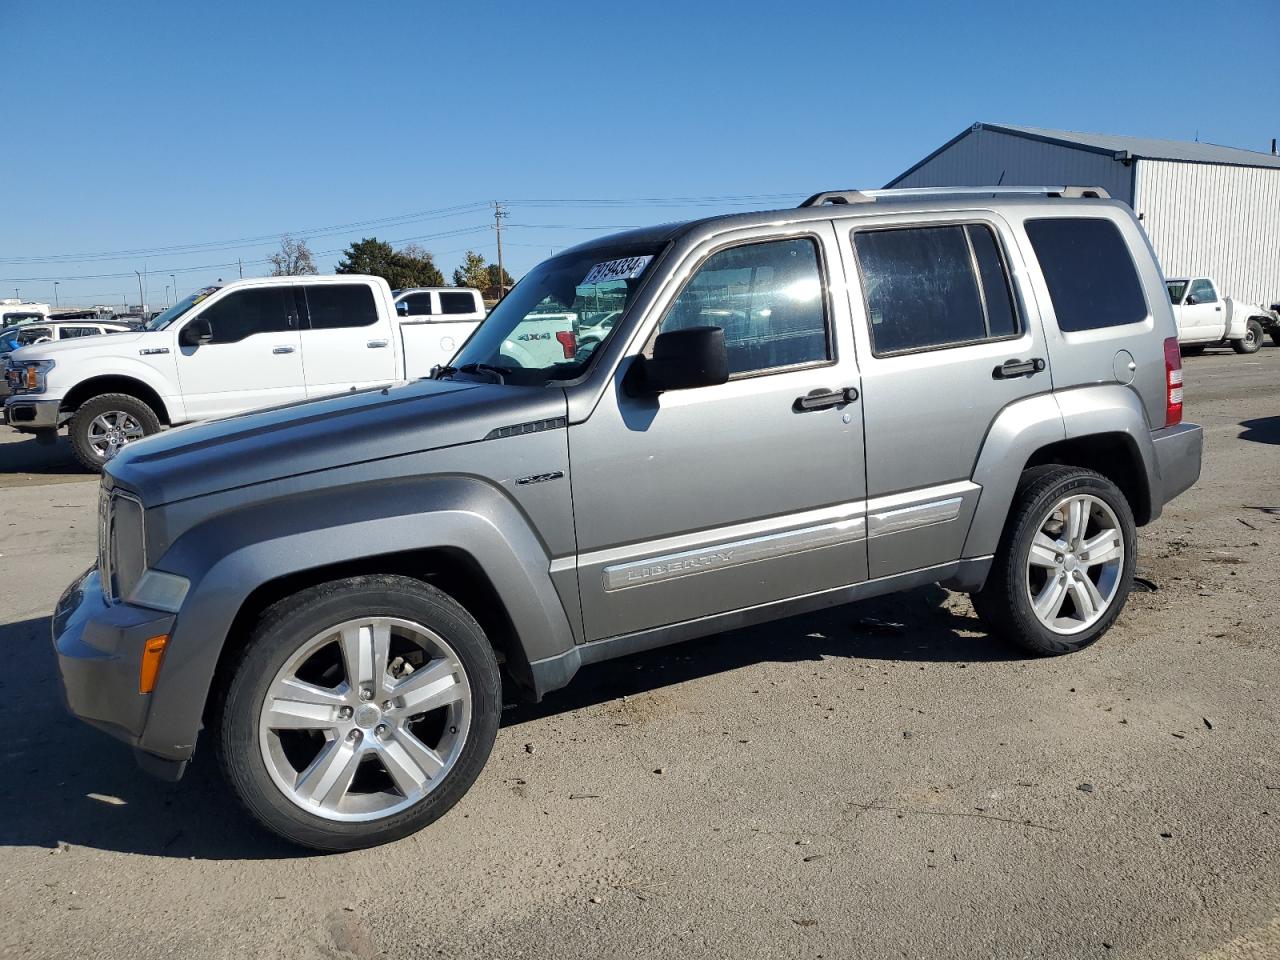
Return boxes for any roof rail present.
[798,190,875,207]
[799,185,1110,207]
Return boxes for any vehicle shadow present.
[0,434,84,476]
[504,584,1025,726]
[0,586,1016,860]
[0,615,301,861]
[1239,417,1280,445]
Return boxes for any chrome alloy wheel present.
[1025,494,1125,635]
[87,411,145,460]
[258,617,472,822]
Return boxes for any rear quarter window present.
[439,291,479,315]
[1024,217,1148,332]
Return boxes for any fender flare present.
[137,475,577,761]
[963,385,1161,558]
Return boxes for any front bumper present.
[3,396,61,430]
[1152,421,1203,506]
[52,567,180,771]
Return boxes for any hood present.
[8,331,149,362]
[106,377,568,505]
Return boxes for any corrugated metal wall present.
[1136,160,1280,306]
[889,127,1134,203]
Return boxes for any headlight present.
[12,359,54,394]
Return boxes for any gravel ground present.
[0,345,1278,960]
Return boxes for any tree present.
[487,262,515,291]
[452,250,489,289]
[336,237,444,288]
[267,236,317,276]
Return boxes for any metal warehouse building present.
[888,122,1280,305]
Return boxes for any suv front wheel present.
[972,467,1136,655]
[215,575,501,851]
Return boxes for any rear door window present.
[439,291,478,315]
[302,284,380,329]
[397,292,434,317]
[1024,218,1148,331]
[852,224,1020,355]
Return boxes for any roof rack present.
[798,185,1110,207]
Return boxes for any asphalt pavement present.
[1,345,1278,960]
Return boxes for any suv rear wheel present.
[972,467,1136,655]
[215,575,501,851]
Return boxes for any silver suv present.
[52,186,1202,850]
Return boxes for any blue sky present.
[3,0,1277,308]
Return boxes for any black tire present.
[1180,343,1206,356]
[68,392,161,472]
[971,466,1136,656]
[1270,329,1280,348]
[1231,319,1263,354]
[214,575,501,852]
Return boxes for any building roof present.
[975,122,1280,170]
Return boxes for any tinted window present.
[1189,279,1217,304]
[854,227,986,354]
[60,326,102,338]
[398,292,433,316]
[439,291,477,315]
[195,288,292,344]
[661,238,828,376]
[16,326,52,345]
[1024,218,1148,331]
[967,225,1019,338]
[303,284,379,330]
[1167,280,1187,304]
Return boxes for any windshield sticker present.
[581,256,652,286]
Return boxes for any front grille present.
[98,487,114,603]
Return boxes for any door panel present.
[175,286,305,420]
[299,283,397,396]
[838,213,1050,575]
[572,223,867,642]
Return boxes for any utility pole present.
[492,201,508,298]
[164,284,170,307]
[135,271,145,313]
[238,258,244,279]
[171,274,178,301]
[53,282,59,307]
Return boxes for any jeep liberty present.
[53,186,1203,850]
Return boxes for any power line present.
[0,194,801,266]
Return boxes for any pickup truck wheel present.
[215,575,501,852]
[68,393,160,472]
[971,467,1135,655]
[1271,330,1280,348]
[1232,319,1263,354]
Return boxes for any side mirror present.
[1184,295,1197,306]
[633,326,729,394]
[179,317,211,347]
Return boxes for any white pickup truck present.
[1167,277,1274,354]
[3,275,484,470]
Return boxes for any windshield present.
[444,242,663,385]
[145,286,218,331]
[1166,280,1187,304]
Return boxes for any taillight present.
[554,330,577,360]
[1163,337,1183,427]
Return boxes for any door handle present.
[992,358,1044,379]
[367,339,389,348]
[272,345,296,355]
[1214,307,1222,312]
[795,386,859,411]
